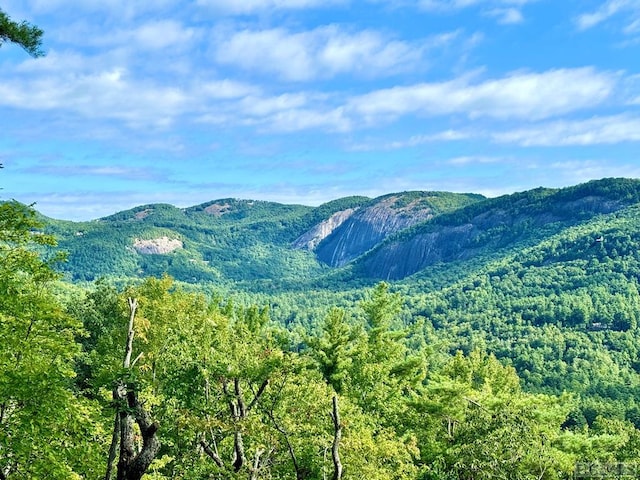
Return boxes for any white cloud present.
[447,155,504,165]
[398,129,473,145]
[24,164,168,180]
[624,17,640,33]
[348,129,473,151]
[83,20,200,51]
[199,91,351,132]
[190,88,350,132]
[487,7,524,24]
[196,0,345,14]
[239,93,310,117]
[548,160,640,184]
[125,20,199,51]
[0,47,626,140]
[419,0,482,9]
[198,80,260,99]
[348,67,617,122]
[418,0,536,23]
[576,0,640,32]
[13,0,179,20]
[493,114,640,146]
[2,46,262,131]
[214,25,437,81]
[255,107,351,132]
[0,66,190,128]
[215,29,314,81]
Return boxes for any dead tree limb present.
[123,298,137,369]
[330,396,342,480]
[104,390,121,480]
[200,439,225,468]
[265,408,306,479]
[105,297,161,480]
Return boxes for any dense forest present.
[4,179,640,478]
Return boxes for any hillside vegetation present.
[4,178,640,478]
[45,191,481,288]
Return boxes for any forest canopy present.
[4,194,640,479]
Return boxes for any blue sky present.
[2,0,640,221]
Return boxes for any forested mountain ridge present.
[39,178,640,288]
[308,191,484,267]
[41,191,482,285]
[358,177,640,279]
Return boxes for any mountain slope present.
[36,178,640,287]
[357,178,640,280]
[394,200,640,401]
[46,196,369,285]
[303,191,484,266]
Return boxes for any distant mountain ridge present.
[38,178,640,287]
[357,179,640,279]
[295,191,483,267]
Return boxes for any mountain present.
[39,178,640,289]
[305,191,483,267]
[357,177,640,280]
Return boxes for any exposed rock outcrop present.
[133,237,183,255]
[134,209,153,220]
[292,208,358,251]
[315,195,436,267]
[360,192,627,280]
[204,203,232,216]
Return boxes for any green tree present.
[0,9,43,57]
[309,307,357,393]
[0,202,104,478]
[412,351,576,480]
[348,283,425,420]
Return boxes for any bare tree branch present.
[200,440,225,468]
[330,396,342,480]
[123,298,137,369]
[248,379,269,411]
[109,298,161,480]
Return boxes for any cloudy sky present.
[2,0,640,220]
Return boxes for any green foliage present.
[308,307,357,393]
[0,202,104,478]
[388,190,484,213]
[8,178,640,478]
[45,199,331,287]
[42,189,486,290]
[0,9,43,57]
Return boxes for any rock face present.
[360,190,628,280]
[47,177,640,283]
[134,209,153,220]
[292,208,358,251]
[204,203,231,216]
[314,196,436,267]
[133,237,183,255]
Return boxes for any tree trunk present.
[330,396,342,480]
[266,408,306,480]
[104,395,121,480]
[108,298,161,480]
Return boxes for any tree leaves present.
[0,9,43,57]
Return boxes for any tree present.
[348,283,425,419]
[309,307,357,394]
[411,351,576,479]
[0,202,104,478]
[0,9,43,57]
[105,297,160,480]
